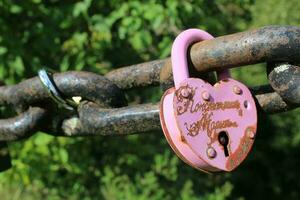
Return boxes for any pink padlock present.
[160,29,257,172]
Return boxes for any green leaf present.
[59,149,69,164]
[0,46,7,55]
[34,134,54,146]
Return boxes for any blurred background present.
[0,0,300,199]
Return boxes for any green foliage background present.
[0,0,300,199]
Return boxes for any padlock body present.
[173,78,257,171]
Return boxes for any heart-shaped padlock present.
[160,29,257,172]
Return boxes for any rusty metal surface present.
[108,26,300,88]
[190,25,300,72]
[249,84,290,113]
[0,25,299,141]
[59,87,293,136]
[0,71,127,111]
[268,63,300,105]
[0,107,47,141]
[105,59,167,89]
[106,58,217,90]
[61,102,160,136]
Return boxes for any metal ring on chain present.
[38,69,76,110]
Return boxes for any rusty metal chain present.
[0,25,299,143]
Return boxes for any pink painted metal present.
[171,29,230,88]
[160,88,220,173]
[159,29,258,172]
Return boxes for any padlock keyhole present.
[218,131,229,157]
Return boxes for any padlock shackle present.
[171,29,230,88]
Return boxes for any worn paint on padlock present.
[159,28,257,172]
[160,88,220,173]
[173,78,257,171]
